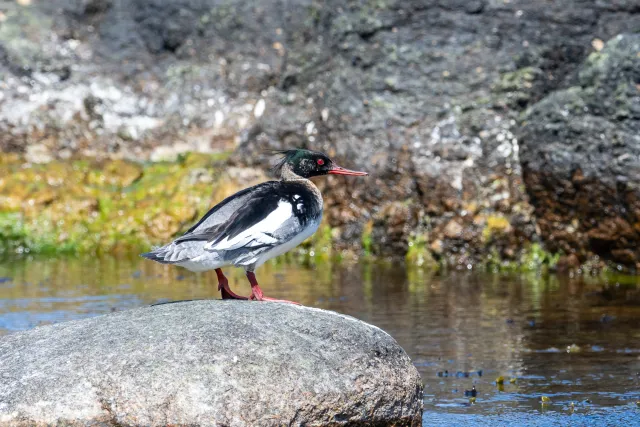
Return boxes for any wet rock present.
[149,143,192,163]
[444,220,464,239]
[85,159,142,187]
[371,201,415,257]
[519,34,640,267]
[230,1,636,263]
[145,211,184,240]
[430,239,443,256]
[0,1,638,265]
[210,167,269,205]
[600,314,615,324]
[24,143,53,164]
[0,300,423,426]
[556,253,580,271]
[186,167,215,185]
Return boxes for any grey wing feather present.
[142,182,281,264]
[140,240,207,264]
[214,215,301,267]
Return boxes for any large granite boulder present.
[0,300,423,426]
[518,34,640,268]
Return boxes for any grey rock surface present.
[0,300,423,426]
[1,0,639,266]
[518,34,640,266]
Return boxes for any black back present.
[176,180,322,244]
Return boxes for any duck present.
[141,148,367,304]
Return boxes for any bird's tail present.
[140,245,184,264]
[141,240,208,264]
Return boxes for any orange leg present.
[246,271,300,305]
[215,269,247,300]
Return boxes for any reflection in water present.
[1,256,639,424]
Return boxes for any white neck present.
[280,164,305,181]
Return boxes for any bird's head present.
[273,149,368,180]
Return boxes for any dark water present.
[1,256,639,426]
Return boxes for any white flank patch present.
[206,200,292,251]
[252,216,321,268]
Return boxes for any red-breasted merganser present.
[142,149,367,304]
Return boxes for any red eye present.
[317,159,325,166]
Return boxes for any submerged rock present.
[0,300,423,426]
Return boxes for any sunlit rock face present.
[0,300,423,426]
[519,34,640,268]
[0,0,638,265]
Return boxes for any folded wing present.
[171,184,302,266]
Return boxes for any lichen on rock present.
[519,33,640,269]
[1,1,639,270]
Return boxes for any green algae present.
[0,211,79,256]
[481,214,512,242]
[520,243,560,271]
[483,243,560,273]
[492,66,544,108]
[361,220,373,257]
[494,67,540,92]
[0,153,229,257]
[405,233,437,268]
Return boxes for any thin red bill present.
[328,165,368,176]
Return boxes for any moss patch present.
[481,214,512,242]
[361,220,373,257]
[492,66,544,108]
[483,243,560,272]
[405,233,437,267]
[0,153,230,257]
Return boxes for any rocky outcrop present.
[519,34,640,267]
[1,0,639,265]
[0,300,423,426]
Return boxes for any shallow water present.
[1,256,639,425]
